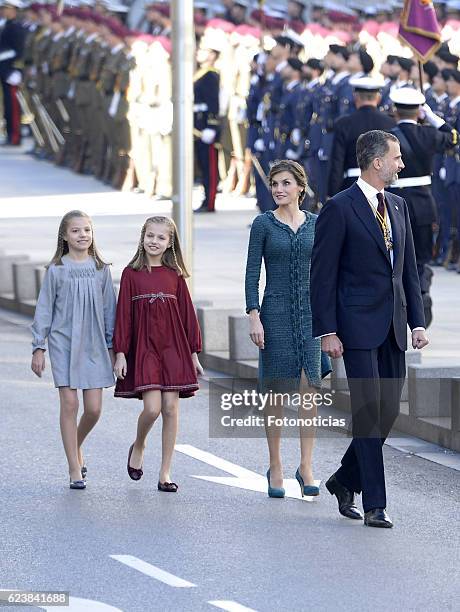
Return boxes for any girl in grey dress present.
[31,211,116,490]
[245,160,331,499]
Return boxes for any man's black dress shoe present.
[325,474,363,520]
[364,508,393,528]
[194,205,215,213]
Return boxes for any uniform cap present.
[200,31,225,53]
[423,60,438,80]
[389,87,426,107]
[2,0,25,8]
[287,57,303,72]
[447,68,460,83]
[396,56,415,72]
[357,48,374,74]
[349,75,385,91]
[104,2,129,13]
[232,0,253,8]
[282,27,304,48]
[438,50,459,67]
[305,58,324,73]
[329,44,350,60]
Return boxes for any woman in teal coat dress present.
[245,159,331,499]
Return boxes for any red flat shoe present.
[158,481,178,492]
[127,444,143,481]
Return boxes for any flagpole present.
[418,61,424,94]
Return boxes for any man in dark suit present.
[311,130,429,528]
[327,76,396,197]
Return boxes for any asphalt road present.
[0,311,459,612]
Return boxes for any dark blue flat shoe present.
[295,468,320,497]
[266,469,285,498]
[69,478,86,490]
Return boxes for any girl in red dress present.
[113,216,203,492]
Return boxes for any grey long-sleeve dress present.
[245,210,331,390]
[31,255,116,390]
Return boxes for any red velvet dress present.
[113,266,202,399]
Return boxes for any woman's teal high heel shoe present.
[295,468,320,497]
[266,469,285,498]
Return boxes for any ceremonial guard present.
[274,57,303,160]
[338,48,374,117]
[193,39,221,213]
[71,12,101,172]
[387,88,458,325]
[441,68,460,271]
[0,0,26,146]
[426,66,450,265]
[328,76,396,197]
[311,44,350,205]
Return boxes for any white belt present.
[193,103,208,112]
[390,175,431,188]
[344,168,361,178]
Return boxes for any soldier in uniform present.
[441,68,460,271]
[338,47,374,117]
[225,0,251,25]
[71,11,102,172]
[252,38,294,213]
[311,44,350,206]
[93,17,125,181]
[387,87,458,324]
[297,57,324,206]
[425,65,450,265]
[328,76,396,198]
[274,56,303,160]
[105,23,134,189]
[193,40,220,213]
[0,0,26,146]
[287,0,307,32]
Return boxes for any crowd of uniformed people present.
[1,0,460,321]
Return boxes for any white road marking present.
[39,596,123,611]
[175,444,262,479]
[175,444,320,500]
[208,600,257,612]
[110,555,196,588]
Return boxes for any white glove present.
[6,70,22,86]
[254,138,265,152]
[291,128,301,146]
[201,128,216,144]
[108,91,120,118]
[439,167,446,180]
[422,103,445,129]
[285,148,299,160]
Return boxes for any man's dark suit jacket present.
[310,182,425,351]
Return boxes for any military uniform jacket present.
[442,99,460,186]
[193,66,220,137]
[388,121,457,226]
[73,36,100,106]
[0,18,26,80]
[328,105,396,197]
[50,33,74,98]
[275,81,302,156]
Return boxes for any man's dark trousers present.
[335,328,405,512]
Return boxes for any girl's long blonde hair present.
[128,216,190,277]
[47,210,108,270]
